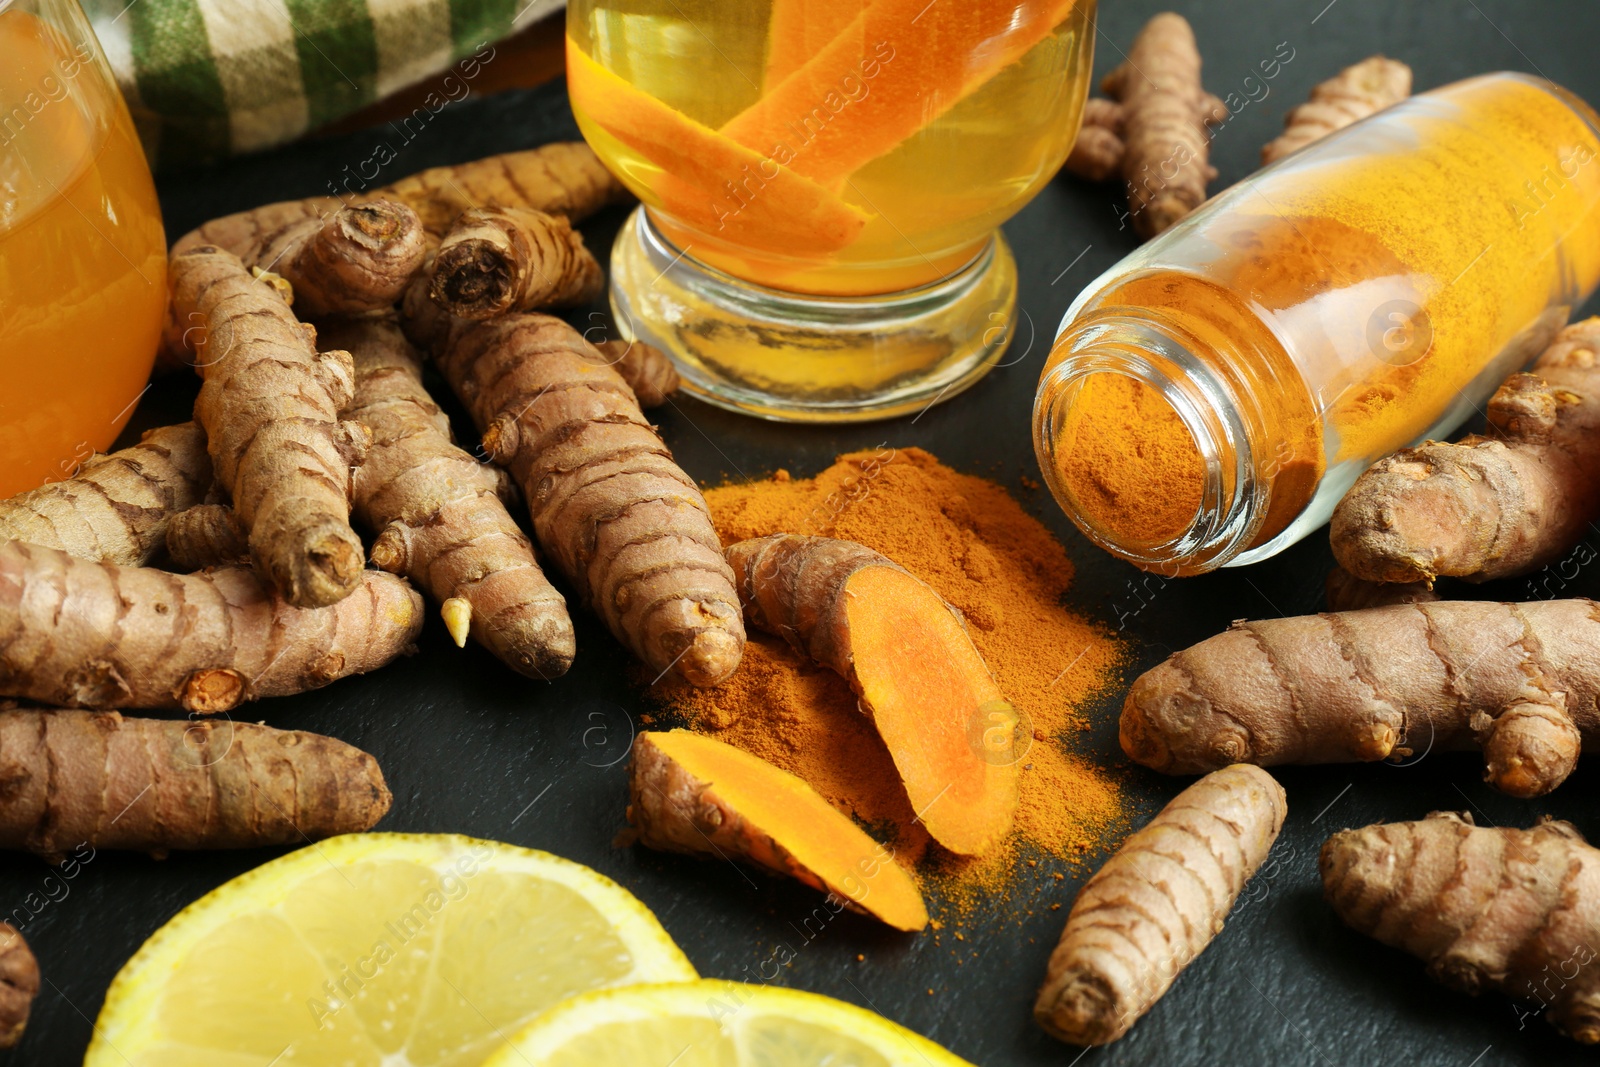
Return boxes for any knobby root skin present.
[0,924,36,1049]
[1322,811,1600,1043]
[165,502,250,571]
[0,422,211,568]
[430,207,604,318]
[170,245,369,608]
[420,310,744,687]
[0,708,391,856]
[1324,565,1439,612]
[1035,765,1286,1045]
[1099,13,1225,238]
[588,339,679,409]
[626,730,928,931]
[370,142,630,236]
[1332,317,1600,585]
[1262,56,1411,164]
[1063,97,1126,183]
[1121,599,1600,798]
[172,199,427,318]
[323,317,576,680]
[726,533,1018,856]
[0,542,423,713]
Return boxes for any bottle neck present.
[1033,306,1276,575]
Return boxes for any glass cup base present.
[608,207,1018,423]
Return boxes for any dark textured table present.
[12,1,1600,1063]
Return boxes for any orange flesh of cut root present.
[649,730,930,932]
[842,565,1020,856]
[566,41,870,256]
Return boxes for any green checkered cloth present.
[82,0,565,169]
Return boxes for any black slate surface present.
[13,1,1600,1063]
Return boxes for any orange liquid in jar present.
[567,0,1094,295]
[0,9,166,498]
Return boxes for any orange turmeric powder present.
[1055,375,1205,547]
[652,448,1128,878]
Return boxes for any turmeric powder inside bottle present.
[1053,375,1205,548]
[1036,72,1600,574]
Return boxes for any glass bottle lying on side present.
[1034,72,1600,574]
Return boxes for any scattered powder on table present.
[651,447,1131,911]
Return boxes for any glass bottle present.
[1034,72,1600,574]
[0,0,166,498]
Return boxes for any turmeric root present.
[1331,317,1600,585]
[374,141,631,236]
[1262,56,1412,164]
[430,207,604,319]
[1121,599,1600,798]
[0,422,210,567]
[1093,14,1226,238]
[0,542,422,713]
[1062,97,1126,183]
[1035,764,1286,1045]
[165,502,250,571]
[726,534,1018,856]
[627,730,928,931]
[172,199,427,318]
[419,311,745,687]
[0,708,390,856]
[319,317,577,679]
[170,245,369,608]
[1323,565,1438,612]
[590,339,679,409]
[1322,811,1600,1043]
[0,924,36,1049]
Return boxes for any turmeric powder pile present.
[653,449,1129,886]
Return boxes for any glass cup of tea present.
[568,0,1096,421]
[0,0,166,498]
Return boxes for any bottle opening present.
[1049,372,1206,549]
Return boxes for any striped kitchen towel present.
[81,0,565,169]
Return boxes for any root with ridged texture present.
[169,245,369,607]
[0,541,421,713]
[1121,598,1600,798]
[411,309,744,686]
[430,207,604,319]
[322,317,576,679]
[0,708,391,856]
[1035,764,1286,1045]
[0,422,211,567]
[1323,811,1600,1044]
[1331,317,1600,586]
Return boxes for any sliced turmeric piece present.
[566,41,869,255]
[727,534,1019,856]
[627,730,928,931]
[764,0,870,88]
[722,0,1080,186]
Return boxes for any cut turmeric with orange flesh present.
[727,534,1019,856]
[627,730,928,931]
[721,0,1080,187]
[566,41,868,256]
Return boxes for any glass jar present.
[568,0,1096,421]
[1034,73,1600,574]
[0,0,166,498]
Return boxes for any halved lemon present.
[85,833,697,1066]
[481,981,977,1066]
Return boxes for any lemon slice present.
[85,833,697,1067]
[482,981,977,1067]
